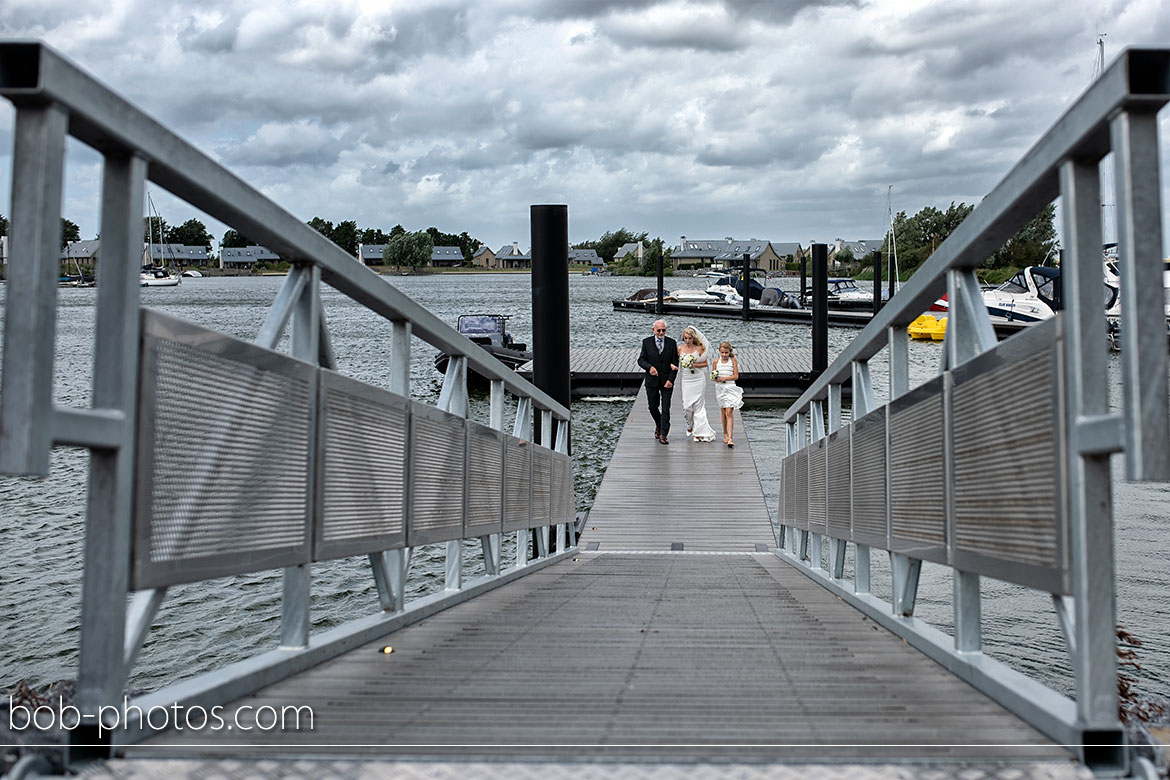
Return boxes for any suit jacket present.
[638,335,678,389]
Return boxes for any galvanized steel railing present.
[0,41,573,753]
[778,48,1170,771]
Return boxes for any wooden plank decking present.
[520,348,818,398]
[129,389,1068,767]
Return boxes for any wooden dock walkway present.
[128,386,1070,770]
[520,347,820,398]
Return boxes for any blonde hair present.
[682,326,705,353]
[718,341,735,357]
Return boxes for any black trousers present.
[646,384,673,436]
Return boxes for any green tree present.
[887,202,975,273]
[383,231,433,272]
[143,216,170,247]
[594,228,639,263]
[332,220,359,255]
[360,227,393,245]
[220,229,251,248]
[167,218,213,249]
[889,200,1057,276]
[61,218,80,249]
[0,214,8,236]
[987,203,1058,269]
[641,237,671,275]
[389,224,407,239]
[307,216,334,241]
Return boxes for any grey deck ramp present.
[134,554,1065,761]
[131,387,1069,765]
[582,383,774,551]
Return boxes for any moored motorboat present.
[434,314,532,383]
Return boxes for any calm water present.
[1,273,1167,706]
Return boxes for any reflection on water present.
[1,274,1167,704]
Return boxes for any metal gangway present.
[777,48,1170,774]
[2,40,1170,778]
[0,39,574,762]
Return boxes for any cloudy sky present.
[1,0,1168,254]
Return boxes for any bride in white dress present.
[677,325,718,442]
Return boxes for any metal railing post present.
[71,152,147,759]
[280,265,319,649]
[1061,156,1124,758]
[0,102,67,476]
[1111,107,1170,482]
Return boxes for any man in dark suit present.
[637,319,678,444]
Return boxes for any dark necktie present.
[656,338,663,353]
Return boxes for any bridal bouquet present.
[711,369,719,381]
[680,353,696,369]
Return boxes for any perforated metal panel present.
[316,370,407,560]
[888,379,947,563]
[531,449,552,529]
[550,453,572,526]
[793,449,808,530]
[827,429,851,538]
[407,403,466,545]
[503,436,532,532]
[465,424,505,538]
[851,407,887,547]
[780,454,797,524]
[133,311,314,589]
[808,439,827,533]
[951,325,1067,593]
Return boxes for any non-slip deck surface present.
[136,553,1063,761]
[581,383,774,552]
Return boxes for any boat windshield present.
[997,272,1029,295]
[457,315,505,335]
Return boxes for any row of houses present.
[1,235,884,273]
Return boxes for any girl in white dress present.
[677,326,718,442]
[713,341,743,447]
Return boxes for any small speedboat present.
[181,269,203,278]
[434,314,532,384]
[826,278,875,308]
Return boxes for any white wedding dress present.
[679,346,718,442]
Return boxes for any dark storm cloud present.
[600,24,747,52]
[506,0,667,21]
[721,0,863,24]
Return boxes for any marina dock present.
[125,385,1070,772]
[613,297,1033,338]
[519,347,822,398]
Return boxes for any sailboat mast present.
[887,185,900,295]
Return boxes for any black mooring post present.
[531,205,570,555]
[656,249,664,315]
[872,250,882,317]
[741,253,751,320]
[812,243,828,378]
[799,254,808,307]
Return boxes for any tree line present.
[1,203,1058,280]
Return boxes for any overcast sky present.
[1,0,1169,254]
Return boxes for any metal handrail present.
[0,40,567,417]
[774,48,1170,771]
[0,39,575,759]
